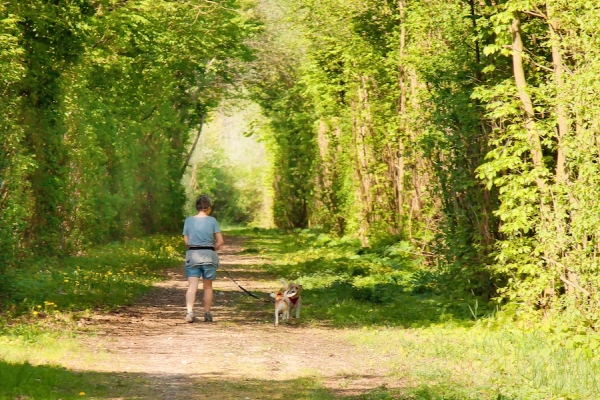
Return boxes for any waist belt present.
[188,246,215,251]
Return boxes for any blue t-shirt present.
[182,216,221,246]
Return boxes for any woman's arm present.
[214,232,224,250]
[183,234,189,246]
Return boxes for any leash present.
[186,246,273,303]
[220,266,274,303]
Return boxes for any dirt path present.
[77,237,400,399]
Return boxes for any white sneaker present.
[185,312,195,323]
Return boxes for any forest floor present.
[65,236,401,399]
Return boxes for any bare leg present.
[203,279,213,313]
[186,277,200,313]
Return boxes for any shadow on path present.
[2,359,494,400]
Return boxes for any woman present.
[182,194,224,322]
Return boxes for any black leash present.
[220,266,274,303]
[187,246,273,303]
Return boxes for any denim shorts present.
[185,264,217,280]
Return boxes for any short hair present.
[195,194,212,211]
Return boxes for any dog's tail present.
[279,279,289,290]
[272,290,286,301]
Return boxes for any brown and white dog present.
[271,288,294,326]
[270,279,302,326]
[282,279,302,319]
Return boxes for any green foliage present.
[3,0,600,338]
[349,323,600,400]
[238,228,485,327]
[249,0,502,301]
[0,234,183,399]
[237,228,600,398]
[184,105,270,226]
[250,79,318,229]
[3,229,600,399]
[0,0,257,295]
[469,0,600,318]
[188,143,264,225]
[249,0,600,329]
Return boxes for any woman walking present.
[182,194,224,322]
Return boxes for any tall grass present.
[0,330,112,400]
[345,324,600,399]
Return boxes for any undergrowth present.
[1,235,183,317]
[233,227,488,327]
[232,227,600,399]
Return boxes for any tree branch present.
[0,180,8,203]
[141,106,157,121]
[522,10,547,20]
[542,256,591,296]
[180,114,206,177]
[532,4,549,20]
[559,275,590,297]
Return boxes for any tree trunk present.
[351,99,372,243]
[510,15,546,193]
[547,2,568,183]
[180,114,206,178]
[396,0,407,228]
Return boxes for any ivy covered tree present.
[475,0,600,320]
[250,0,600,325]
[0,0,256,282]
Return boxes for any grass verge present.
[0,235,184,400]
[1,235,183,316]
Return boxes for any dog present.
[281,279,302,319]
[270,288,295,326]
[269,279,303,326]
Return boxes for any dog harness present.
[289,296,299,305]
